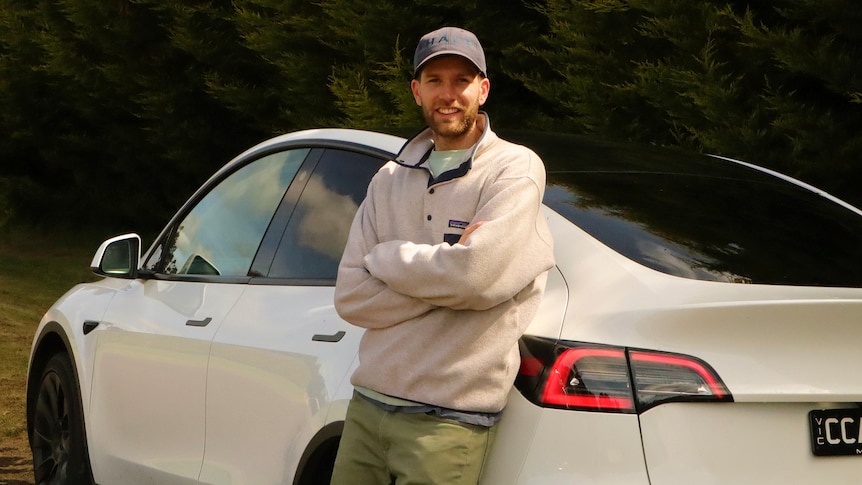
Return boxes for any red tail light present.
[516,337,732,413]
[541,347,635,411]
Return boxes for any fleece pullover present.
[334,114,555,413]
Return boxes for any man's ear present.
[411,79,422,106]
[479,77,491,106]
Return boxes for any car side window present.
[267,149,384,280]
[147,149,309,277]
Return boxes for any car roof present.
[241,128,405,160]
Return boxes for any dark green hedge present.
[2,0,861,231]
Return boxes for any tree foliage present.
[516,0,862,194]
[1,0,862,231]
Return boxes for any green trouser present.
[330,395,497,485]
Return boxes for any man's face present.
[411,56,490,150]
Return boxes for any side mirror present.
[90,233,142,278]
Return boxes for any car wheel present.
[30,352,93,485]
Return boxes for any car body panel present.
[87,279,245,483]
[522,247,569,340]
[31,283,117,392]
[29,281,119,458]
[199,284,359,485]
[482,391,650,484]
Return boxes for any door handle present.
[186,317,212,327]
[312,331,346,343]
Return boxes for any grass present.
[0,227,104,484]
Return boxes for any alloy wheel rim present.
[32,371,69,484]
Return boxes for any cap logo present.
[422,35,473,47]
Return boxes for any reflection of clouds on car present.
[295,173,360,260]
[636,239,749,283]
[172,153,305,276]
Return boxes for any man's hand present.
[458,221,486,245]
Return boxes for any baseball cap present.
[413,27,487,78]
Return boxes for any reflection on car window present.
[268,149,383,280]
[537,136,862,287]
[157,149,308,277]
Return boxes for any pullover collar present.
[395,112,492,185]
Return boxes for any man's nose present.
[439,82,458,100]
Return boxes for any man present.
[331,26,555,484]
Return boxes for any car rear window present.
[534,135,862,287]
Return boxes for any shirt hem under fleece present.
[354,389,502,427]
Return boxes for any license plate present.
[809,408,862,456]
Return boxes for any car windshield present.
[510,131,862,287]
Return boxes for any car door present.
[87,148,309,484]
[199,147,386,484]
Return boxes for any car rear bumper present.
[481,391,650,484]
[484,393,862,484]
[640,402,862,485]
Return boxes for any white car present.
[27,128,862,484]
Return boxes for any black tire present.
[30,352,94,485]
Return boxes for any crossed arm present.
[334,171,553,329]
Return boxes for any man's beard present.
[423,99,481,143]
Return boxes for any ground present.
[0,227,103,485]
[0,434,31,484]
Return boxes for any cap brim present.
[414,51,485,76]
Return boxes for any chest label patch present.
[448,219,469,230]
